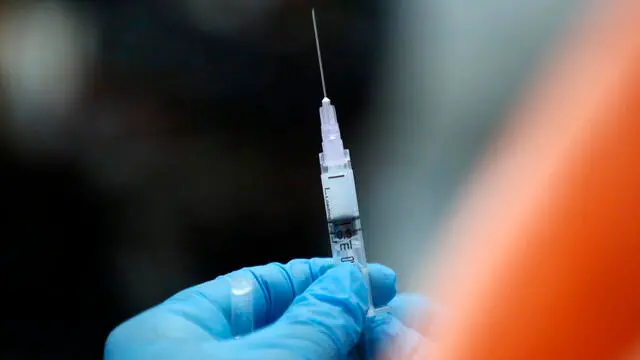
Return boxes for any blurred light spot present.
[0,1,96,151]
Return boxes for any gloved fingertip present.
[367,263,397,307]
[325,263,370,304]
[284,263,370,321]
[368,263,396,282]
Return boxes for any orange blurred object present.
[411,2,640,359]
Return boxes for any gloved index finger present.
[227,258,335,330]
[235,264,373,360]
[228,259,397,331]
[162,258,397,339]
[368,263,398,308]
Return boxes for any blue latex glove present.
[105,258,428,360]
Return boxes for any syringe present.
[312,9,378,318]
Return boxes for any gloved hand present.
[105,258,429,360]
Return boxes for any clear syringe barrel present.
[318,98,375,316]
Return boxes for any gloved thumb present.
[233,264,370,359]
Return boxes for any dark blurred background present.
[0,0,388,357]
[0,0,583,358]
